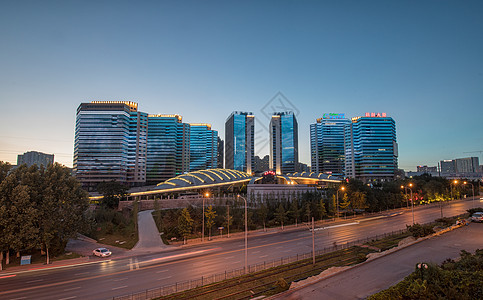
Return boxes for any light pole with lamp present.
[408,183,414,224]
[203,192,210,243]
[237,194,248,273]
[463,181,475,208]
[336,186,345,219]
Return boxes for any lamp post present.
[336,186,345,219]
[401,185,409,208]
[237,194,248,273]
[408,183,414,224]
[203,192,209,243]
[463,181,475,208]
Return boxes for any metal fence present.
[113,229,407,300]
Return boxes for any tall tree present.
[304,202,312,222]
[339,193,351,217]
[274,203,288,230]
[319,199,327,220]
[204,205,217,240]
[289,200,300,226]
[178,208,193,245]
[97,180,128,209]
[258,202,268,231]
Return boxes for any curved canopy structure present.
[155,168,252,190]
[286,172,343,183]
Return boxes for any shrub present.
[406,223,434,238]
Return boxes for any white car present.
[93,247,112,257]
[471,212,483,223]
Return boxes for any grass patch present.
[365,231,412,251]
[2,251,83,269]
[95,221,138,249]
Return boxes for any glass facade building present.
[225,112,254,174]
[146,115,190,185]
[344,114,398,182]
[189,124,218,172]
[270,112,298,174]
[74,101,145,191]
[310,114,349,176]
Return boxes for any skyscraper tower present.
[344,113,398,183]
[146,114,190,184]
[310,113,349,176]
[225,112,255,174]
[74,101,147,191]
[270,111,298,175]
[189,123,218,172]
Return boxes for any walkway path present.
[132,210,169,253]
[275,223,483,299]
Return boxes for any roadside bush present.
[467,207,483,215]
[406,223,435,238]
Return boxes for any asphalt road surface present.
[0,197,480,300]
[276,222,483,299]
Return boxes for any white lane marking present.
[112,285,128,290]
[157,276,172,280]
[129,258,133,271]
[58,297,76,300]
[74,272,90,276]
[156,269,169,273]
[112,277,128,282]
[314,222,359,231]
[134,257,140,269]
[252,251,260,254]
[259,255,268,258]
[10,297,27,300]
[26,279,43,283]
[63,287,81,291]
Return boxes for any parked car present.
[93,247,112,257]
[471,212,483,223]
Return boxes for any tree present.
[178,208,193,244]
[319,199,327,220]
[352,191,368,211]
[289,200,300,226]
[258,202,268,231]
[339,193,351,217]
[304,202,312,222]
[274,203,288,230]
[204,205,217,240]
[97,180,128,209]
[329,194,337,217]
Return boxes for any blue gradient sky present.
[1,1,482,171]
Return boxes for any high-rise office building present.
[146,114,190,184]
[310,113,349,176]
[17,151,54,167]
[217,137,224,169]
[344,113,398,182]
[189,124,218,172]
[225,112,255,174]
[74,101,145,191]
[440,160,455,173]
[270,111,298,174]
[440,157,480,174]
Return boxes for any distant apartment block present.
[270,111,299,174]
[417,165,438,173]
[17,151,54,167]
[439,157,481,179]
[225,112,255,174]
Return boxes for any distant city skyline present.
[1,1,482,171]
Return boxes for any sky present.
[1,0,482,171]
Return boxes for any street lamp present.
[237,194,248,273]
[463,181,475,208]
[202,192,209,243]
[336,186,345,219]
[408,183,414,225]
[401,185,409,208]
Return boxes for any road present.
[276,222,483,299]
[0,197,480,299]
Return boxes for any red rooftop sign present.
[365,112,387,117]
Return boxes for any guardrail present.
[113,228,407,300]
